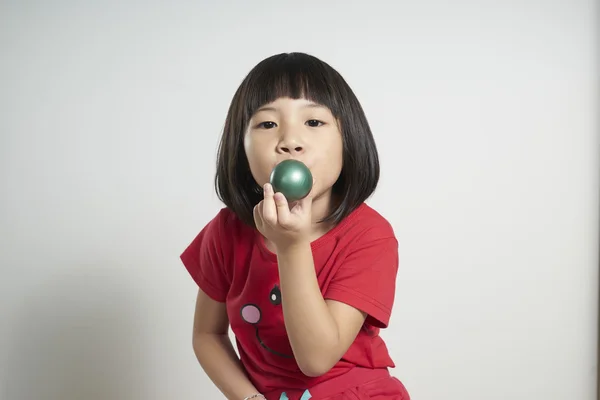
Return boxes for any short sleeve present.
[180,209,231,302]
[324,236,399,328]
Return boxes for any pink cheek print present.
[241,304,261,324]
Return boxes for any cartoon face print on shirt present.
[240,283,293,358]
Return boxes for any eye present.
[306,119,325,127]
[257,121,277,129]
[269,285,282,306]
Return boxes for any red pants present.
[263,368,410,400]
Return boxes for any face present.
[244,97,343,204]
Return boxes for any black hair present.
[214,52,380,228]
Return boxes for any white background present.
[1,1,598,399]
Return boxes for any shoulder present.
[323,204,399,328]
[181,207,254,267]
[188,207,254,251]
[180,208,251,300]
[335,203,397,244]
[208,207,252,235]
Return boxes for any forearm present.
[277,241,340,376]
[193,332,260,400]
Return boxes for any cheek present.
[327,134,344,167]
[244,135,273,184]
[314,137,343,184]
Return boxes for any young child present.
[181,52,410,400]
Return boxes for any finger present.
[274,192,292,226]
[253,202,263,230]
[262,183,277,226]
[258,197,264,218]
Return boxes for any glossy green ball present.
[269,159,313,201]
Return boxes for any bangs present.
[240,53,342,121]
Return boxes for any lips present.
[274,159,311,169]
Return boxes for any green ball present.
[269,159,313,201]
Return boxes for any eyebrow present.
[256,103,326,113]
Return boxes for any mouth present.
[273,159,311,169]
[254,327,293,358]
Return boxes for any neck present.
[307,190,339,240]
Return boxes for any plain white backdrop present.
[1,1,598,399]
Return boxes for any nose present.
[277,132,305,155]
[277,141,304,155]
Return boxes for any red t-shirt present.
[180,202,399,393]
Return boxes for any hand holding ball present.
[269,160,313,201]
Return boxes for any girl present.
[181,52,410,400]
